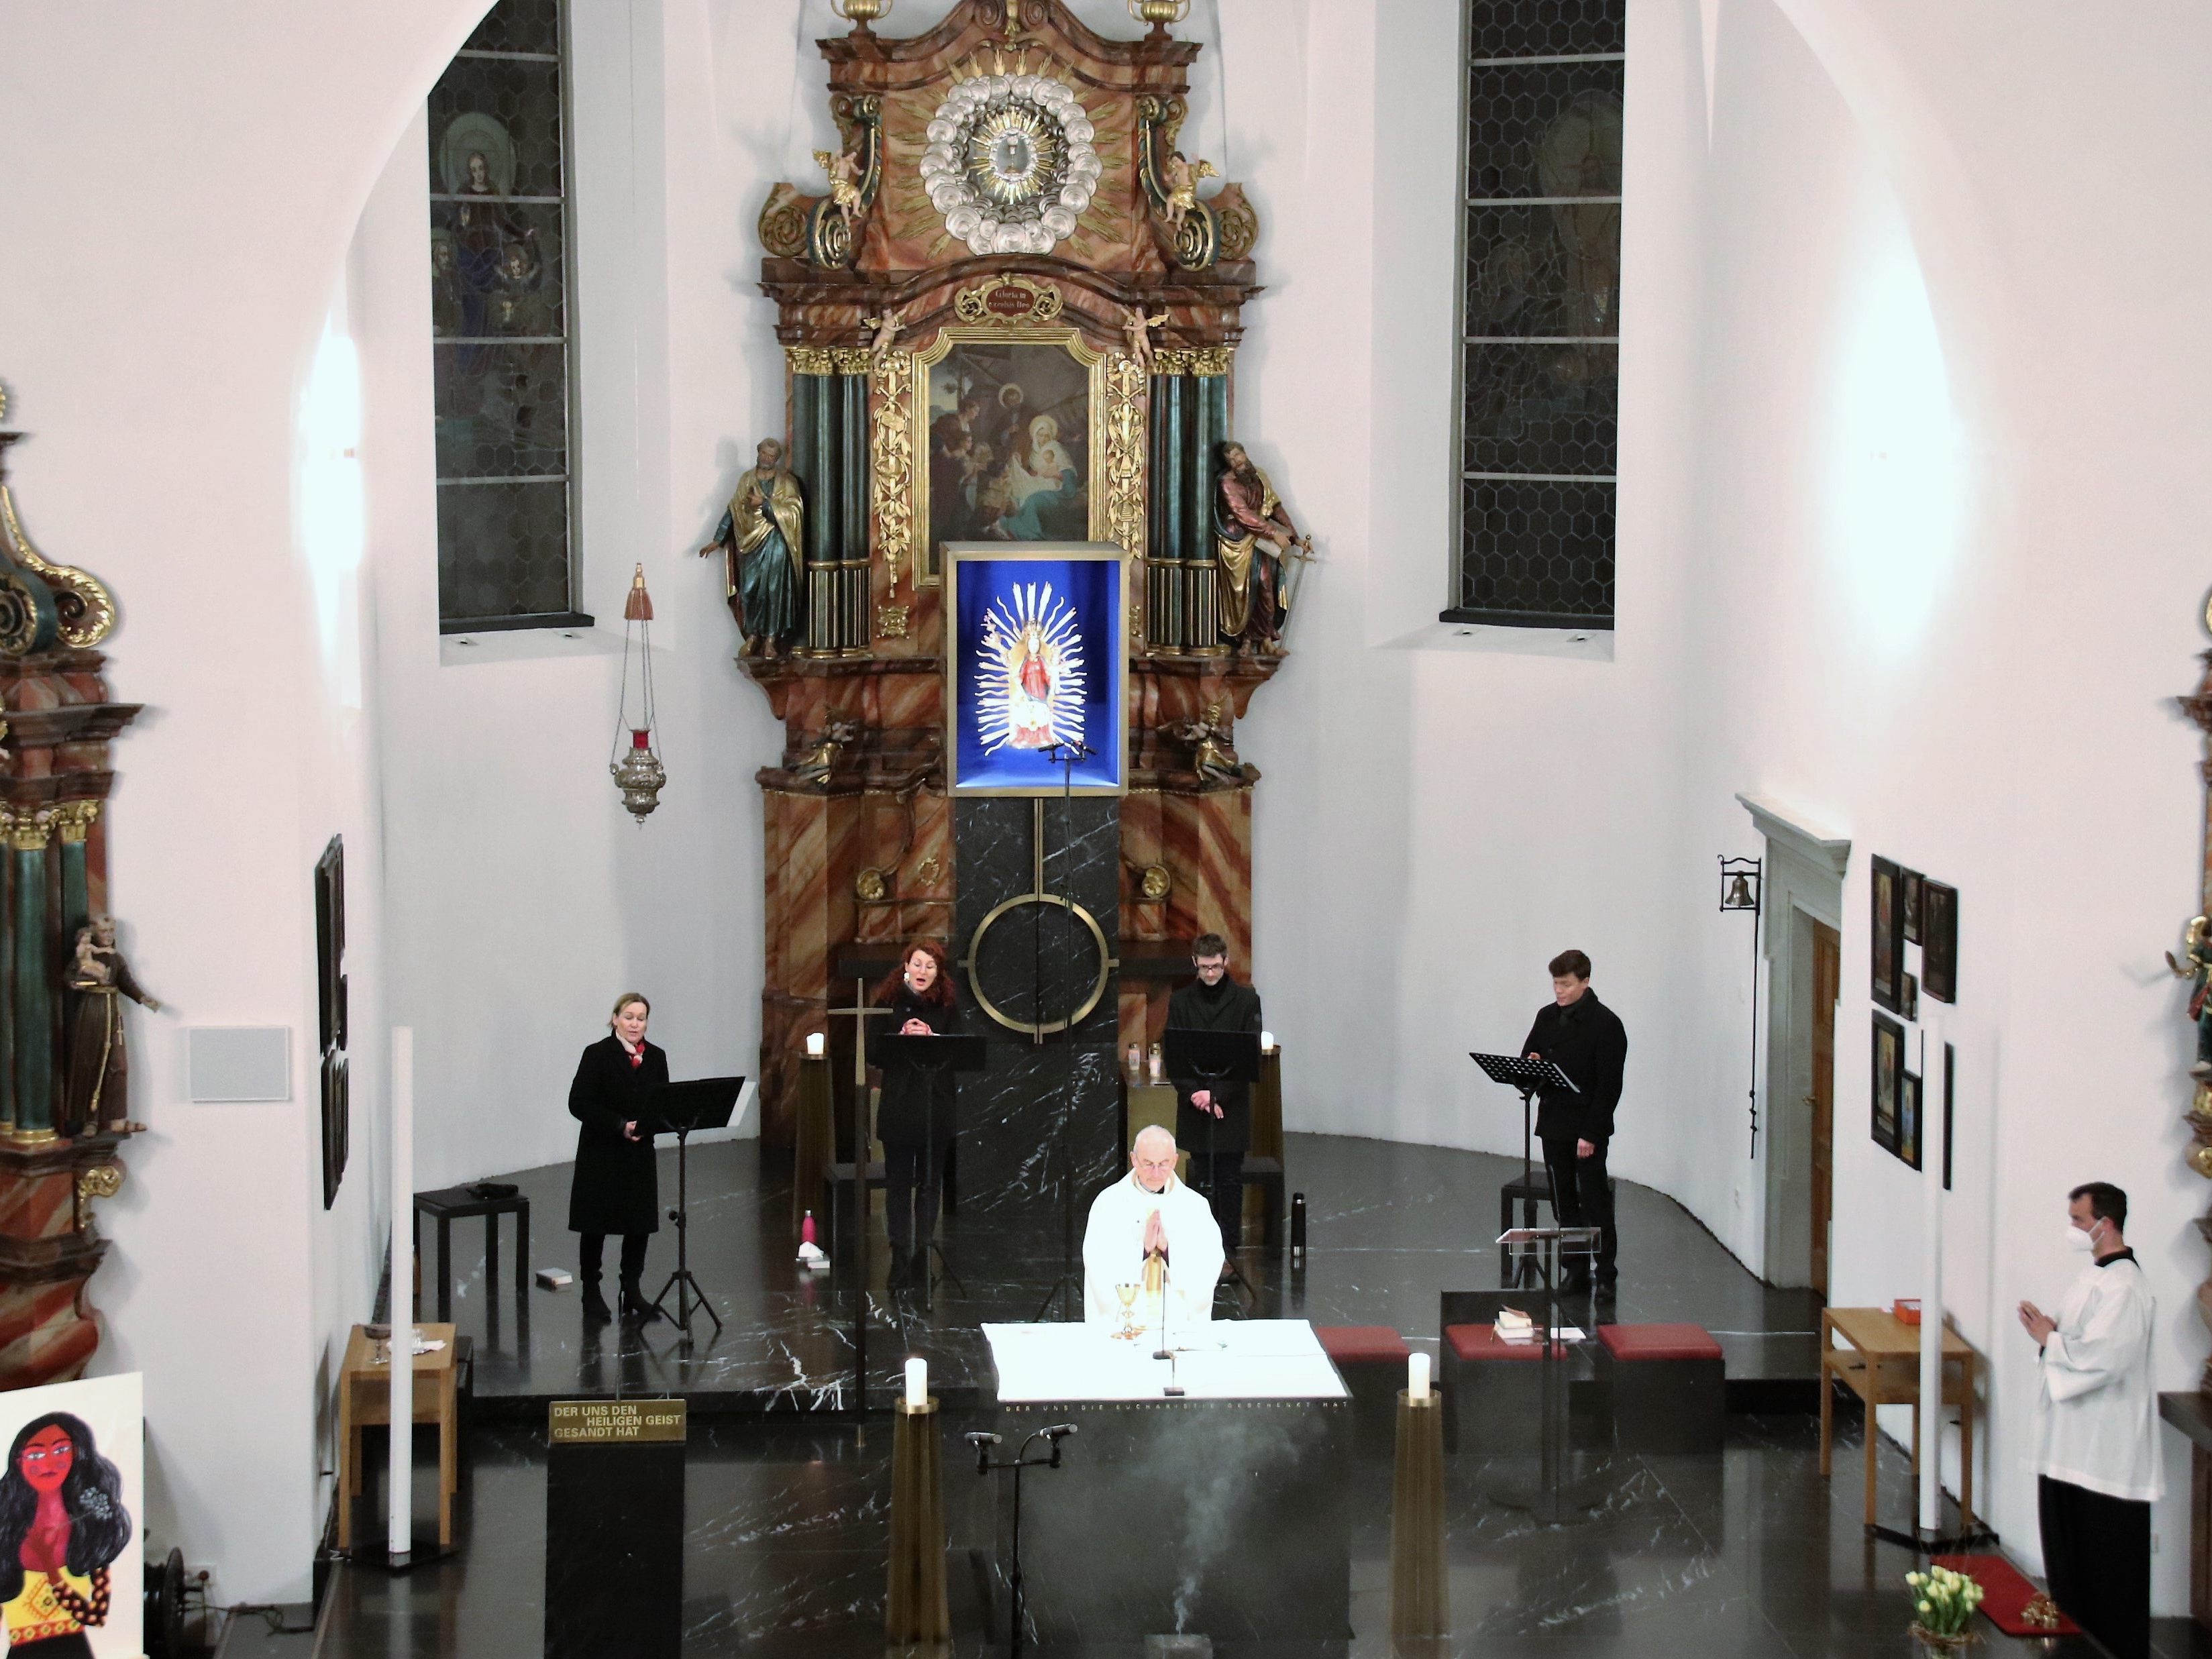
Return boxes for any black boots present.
[582,1280,613,1322]
[619,1279,662,1327]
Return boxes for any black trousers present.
[1190,1151,1245,1247]
[885,1140,951,1254]
[1540,1133,1617,1279]
[2039,1475,2150,1659]
[578,1232,649,1287]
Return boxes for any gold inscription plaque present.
[547,1398,690,1445]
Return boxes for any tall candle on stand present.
[1408,1351,1430,1401]
[1917,1007,1944,1536]
[905,1356,927,1409]
[389,1026,414,1568]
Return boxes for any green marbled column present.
[11,816,54,1138]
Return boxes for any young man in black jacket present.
[1521,949,1628,1295]
[1167,932,1264,1252]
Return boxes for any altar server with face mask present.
[2017,1181,2158,1659]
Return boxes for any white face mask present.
[2064,1220,2099,1253]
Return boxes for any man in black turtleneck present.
[1167,932,1265,1253]
[1522,949,1628,1296]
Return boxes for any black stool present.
[414,1185,530,1322]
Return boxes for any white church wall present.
[1232,0,2212,1603]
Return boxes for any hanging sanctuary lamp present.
[610,564,667,822]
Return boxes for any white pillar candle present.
[905,1356,927,1409]
[389,1026,414,1567]
[806,1031,826,1058]
[1261,1030,1276,1054]
[1408,1351,1430,1401]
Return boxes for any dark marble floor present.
[436,1133,1823,1413]
[325,1409,2212,1658]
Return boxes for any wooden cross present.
[823,977,900,1142]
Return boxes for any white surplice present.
[2034,1252,2162,1502]
[1081,1170,1224,1331]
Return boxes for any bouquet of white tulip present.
[1905,1564,1985,1646]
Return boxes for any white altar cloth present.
[984,1318,1349,1403]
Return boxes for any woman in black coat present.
[568,992,670,1325]
[868,940,960,1285]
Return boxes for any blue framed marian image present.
[946,543,1128,797]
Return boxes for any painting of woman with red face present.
[0,1412,131,1656]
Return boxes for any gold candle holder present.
[1389,1390,1449,1642]
[886,1396,950,1646]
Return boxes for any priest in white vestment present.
[1082,1126,1224,1331]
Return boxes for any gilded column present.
[9,809,55,1141]
[54,802,95,942]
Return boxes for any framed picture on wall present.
[1923,880,1959,1004]
[1903,868,1925,944]
[1901,971,1919,1022]
[1942,1042,1955,1191]
[1871,1010,1905,1153]
[1899,1070,1923,1169]
[1871,857,1906,1012]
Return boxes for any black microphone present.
[1042,1423,1077,1440]
[965,1429,1002,1472]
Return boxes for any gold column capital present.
[5,808,54,853]
[52,800,100,845]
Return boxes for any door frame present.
[1738,794,1851,1288]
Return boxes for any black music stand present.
[1471,1052,1577,1287]
[1491,1222,1606,1525]
[639,1076,745,1340]
[874,1032,986,1296]
[1163,1026,1264,1309]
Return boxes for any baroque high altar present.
[721,0,1310,1162]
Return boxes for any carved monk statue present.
[1212,441,1308,652]
[700,437,806,655]
[62,916,161,1139]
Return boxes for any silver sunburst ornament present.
[920,73,1100,256]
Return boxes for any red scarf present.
[621,1039,643,1069]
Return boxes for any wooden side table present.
[335,1322,460,1552]
[1820,1306,1979,1530]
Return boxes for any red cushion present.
[1444,1323,1566,1362]
[1315,1325,1412,1364]
[1598,1323,1723,1362]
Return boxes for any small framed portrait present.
[1903,868,1925,944]
[1871,857,1906,1013]
[945,543,1128,796]
[0,1373,143,1656]
[1871,1011,1905,1153]
[1901,971,1919,1022]
[1899,1070,1923,1169]
[1923,880,1958,1004]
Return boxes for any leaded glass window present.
[1449,0,1624,629]
[428,0,585,631]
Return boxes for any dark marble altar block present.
[545,1400,686,1658]
[992,1398,1353,1644]
[953,797,1122,1224]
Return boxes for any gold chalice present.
[1114,1282,1141,1340]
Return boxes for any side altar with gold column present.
[725,0,1313,1187]
[0,397,144,1388]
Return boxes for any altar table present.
[982,1320,1351,1644]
